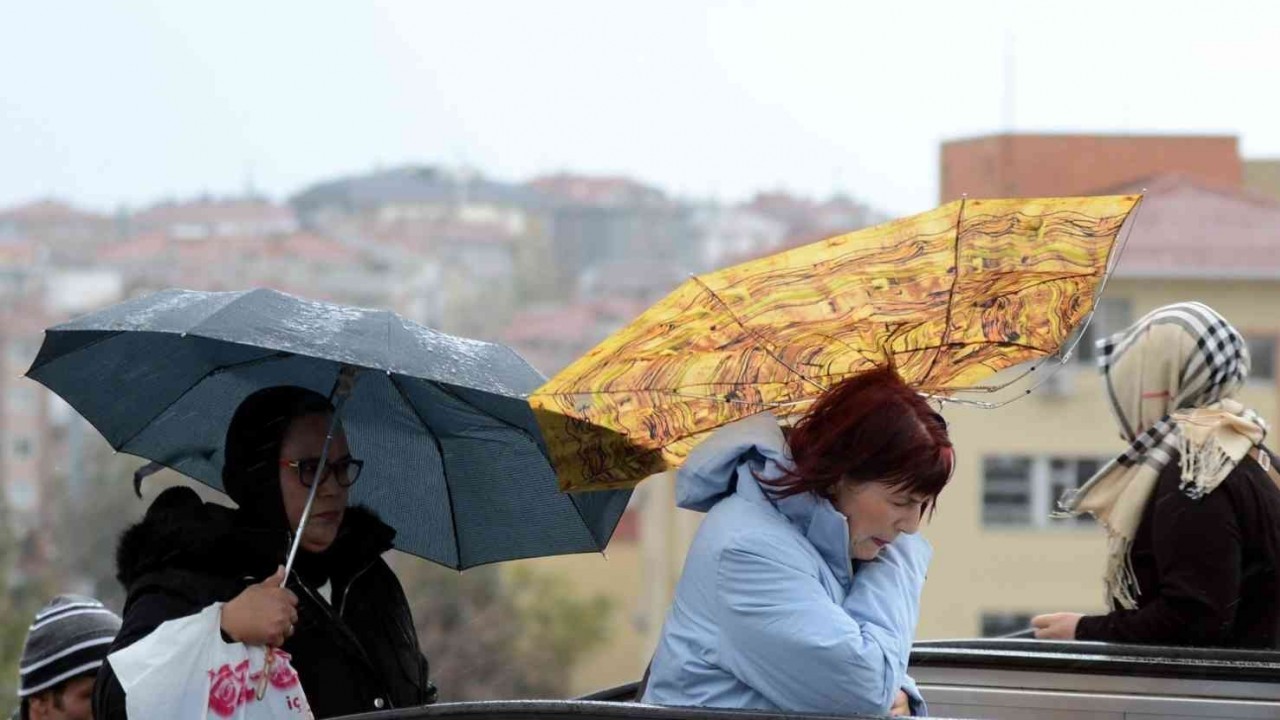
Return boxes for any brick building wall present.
[940,134,1242,201]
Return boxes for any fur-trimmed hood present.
[117,486,396,591]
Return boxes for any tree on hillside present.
[43,435,149,609]
[0,499,55,705]
[394,558,614,701]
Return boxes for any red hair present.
[763,367,954,508]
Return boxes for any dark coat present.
[93,486,437,719]
[1076,450,1280,648]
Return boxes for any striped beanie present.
[17,595,122,698]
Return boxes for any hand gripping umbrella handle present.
[281,365,361,586]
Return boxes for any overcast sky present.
[2,0,1277,216]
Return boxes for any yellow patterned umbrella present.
[530,195,1142,492]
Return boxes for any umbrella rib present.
[430,382,536,439]
[425,381,605,550]
[388,375,463,569]
[977,272,1103,299]
[206,351,295,377]
[24,330,125,377]
[184,288,261,336]
[903,339,1053,354]
[688,275,830,395]
[534,337,1051,398]
[430,384,609,550]
[562,484,606,550]
[925,197,966,382]
[385,312,395,374]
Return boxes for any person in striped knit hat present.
[14,595,121,720]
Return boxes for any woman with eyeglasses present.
[94,386,436,719]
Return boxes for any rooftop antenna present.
[1002,27,1016,132]
[1000,26,1017,196]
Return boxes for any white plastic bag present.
[109,603,314,719]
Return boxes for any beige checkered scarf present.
[1058,302,1269,609]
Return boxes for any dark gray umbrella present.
[26,288,631,570]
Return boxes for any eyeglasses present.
[278,456,364,488]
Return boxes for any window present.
[982,456,1032,526]
[1244,334,1276,382]
[1073,298,1133,364]
[983,454,1104,527]
[981,612,1034,638]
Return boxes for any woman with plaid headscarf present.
[1032,302,1280,647]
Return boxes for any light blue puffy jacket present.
[641,412,930,716]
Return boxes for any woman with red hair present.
[641,367,953,717]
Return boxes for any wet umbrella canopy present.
[26,288,631,569]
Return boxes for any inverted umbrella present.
[26,288,631,569]
[530,195,1143,491]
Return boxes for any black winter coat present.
[94,487,437,719]
[1075,450,1280,648]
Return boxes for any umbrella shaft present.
[281,366,358,586]
[282,462,324,584]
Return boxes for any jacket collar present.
[676,413,853,590]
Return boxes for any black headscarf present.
[222,385,334,534]
[221,386,393,589]
[118,386,392,596]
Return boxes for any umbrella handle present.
[256,648,274,700]
[281,365,361,586]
